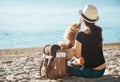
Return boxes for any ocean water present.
[0,0,120,49]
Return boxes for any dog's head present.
[64,22,80,40]
[70,22,81,32]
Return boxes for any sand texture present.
[0,43,120,82]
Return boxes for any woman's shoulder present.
[94,25,102,31]
[78,31,91,36]
[76,32,86,40]
[77,31,85,36]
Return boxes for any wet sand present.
[0,43,120,82]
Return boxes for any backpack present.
[39,44,68,79]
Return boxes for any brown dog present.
[58,22,80,49]
[58,22,79,58]
[58,22,85,65]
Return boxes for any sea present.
[0,0,120,49]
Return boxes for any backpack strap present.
[43,44,61,57]
[43,44,51,55]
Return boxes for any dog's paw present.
[58,41,64,46]
[58,41,68,48]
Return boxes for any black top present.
[76,31,105,68]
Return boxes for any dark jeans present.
[67,57,105,78]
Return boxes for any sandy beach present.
[0,43,120,82]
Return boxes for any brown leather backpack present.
[39,45,68,79]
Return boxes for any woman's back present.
[76,26,105,68]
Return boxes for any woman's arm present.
[73,40,82,58]
[71,40,85,65]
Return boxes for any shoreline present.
[0,42,120,58]
[0,42,120,49]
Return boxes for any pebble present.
[2,60,13,64]
[6,75,15,81]
[0,69,6,72]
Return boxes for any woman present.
[67,4,106,78]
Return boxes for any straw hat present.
[79,4,99,23]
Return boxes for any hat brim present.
[79,10,99,23]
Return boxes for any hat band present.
[81,13,97,22]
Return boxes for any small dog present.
[58,22,81,49]
[58,22,85,65]
[58,22,80,60]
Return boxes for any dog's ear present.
[69,32,76,39]
[71,22,80,31]
[72,22,80,27]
